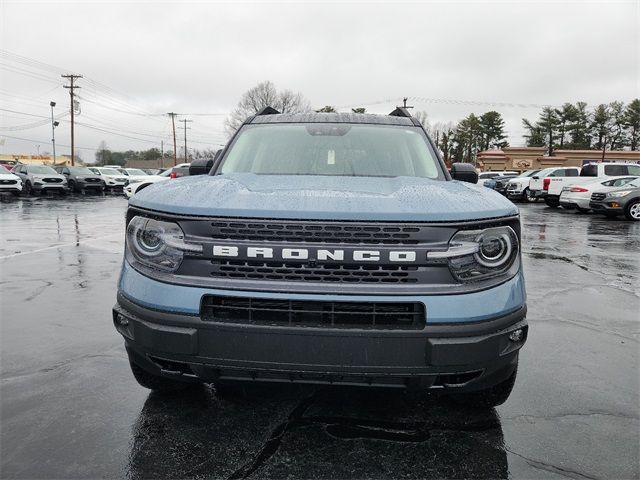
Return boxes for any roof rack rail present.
[256,106,280,116]
[389,107,413,118]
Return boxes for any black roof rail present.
[256,106,280,116]
[389,107,413,118]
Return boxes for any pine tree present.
[624,99,640,151]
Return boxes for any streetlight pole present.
[50,101,57,163]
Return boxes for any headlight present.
[129,179,143,185]
[126,216,202,272]
[428,226,519,282]
[607,190,632,198]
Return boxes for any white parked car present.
[0,170,23,196]
[124,169,171,198]
[477,171,518,187]
[88,167,129,191]
[504,169,541,202]
[117,168,152,183]
[559,176,638,212]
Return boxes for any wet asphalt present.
[0,193,638,480]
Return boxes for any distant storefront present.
[0,154,76,166]
[476,147,640,172]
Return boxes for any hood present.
[0,172,20,180]
[130,173,519,221]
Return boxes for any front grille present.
[200,295,425,329]
[506,184,517,190]
[42,177,62,183]
[211,260,419,283]
[85,178,101,183]
[210,219,423,245]
[0,179,17,185]
[591,193,606,201]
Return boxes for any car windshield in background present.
[27,166,57,174]
[220,124,443,178]
[520,169,540,177]
[126,169,148,176]
[99,168,121,176]
[69,167,95,175]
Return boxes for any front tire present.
[449,367,517,409]
[130,362,196,392]
[624,200,640,221]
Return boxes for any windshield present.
[219,124,443,179]
[69,167,95,175]
[27,166,57,174]
[627,179,640,188]
[99,168,121,176]
[126,169,147,176]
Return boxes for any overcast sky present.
[1,0,638,161]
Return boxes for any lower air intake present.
[200,296,425,330]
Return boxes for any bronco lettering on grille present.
[212,245,418,263]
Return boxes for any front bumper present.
[115,262,528,391]
[33,183,67,192]
[589,200,624,215]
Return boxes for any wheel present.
[523,188,537,203]
[24,181,32,195]
[129,362,195,391]
[624,200,640,221]
[544,197,559,208]
[449,367,517,409]
[11,190,20,196]
[68,180,77,192]
[576,206,590,213]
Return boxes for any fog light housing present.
[116,314,129,326]
[509,329,524,342]
[610,202,620,208]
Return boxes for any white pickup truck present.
[530,163,640,207]
[529,166,581,207]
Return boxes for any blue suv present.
[113,108,527,408]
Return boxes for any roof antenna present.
[389,97,414,117]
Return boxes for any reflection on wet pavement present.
[1,195,638,479]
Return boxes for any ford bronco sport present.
[113,108,527,407]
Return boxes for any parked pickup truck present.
[529,166,581,207]
[535,163,640,208]
[113,108,527,408]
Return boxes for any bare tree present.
[224,81,311,136]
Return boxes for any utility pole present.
[168,112,178,166]
[160,140,164,169]
[180,118,193,162]
[402,97,414,110]
[62,74,82,166]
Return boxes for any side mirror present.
[451,163,478,184]
[189,158,214,176]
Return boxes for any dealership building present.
[0,154,76,167]
[476,147,640,172]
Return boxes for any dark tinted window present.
[566,169,579,177]
[604,165,628,176]
[580,164,598,177]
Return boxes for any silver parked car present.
[12,164,68,195]
[54,166,105,193]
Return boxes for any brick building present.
[476,147,640,172]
